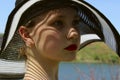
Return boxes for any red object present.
[64,44,77,51]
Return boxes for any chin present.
[62,56,76,62]
[62,59,76,62]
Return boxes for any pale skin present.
[19,7,81,80]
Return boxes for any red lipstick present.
[65,44,77,51]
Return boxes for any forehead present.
[50,7,77,13]
[45,7,78,17]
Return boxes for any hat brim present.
[1,0,120,59]
[0,0,120,77]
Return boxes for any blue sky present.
[0,0,120,34]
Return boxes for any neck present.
[24,56,59,80]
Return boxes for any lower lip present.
[65,44,77,51]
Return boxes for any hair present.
[17,1,101,59]
[19,6,78,59]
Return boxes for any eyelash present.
[53,20,64,27]
[51,19,82,30]
[73,19,82,27]
[51,20,64,30]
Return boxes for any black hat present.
[0,0,120,78]
[15,0,24,6]
[1,0,120,59]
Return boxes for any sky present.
[0,0,120,34]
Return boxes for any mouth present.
[64,44,77,51]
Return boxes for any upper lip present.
[64,44,78,51]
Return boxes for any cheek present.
[35,29,63,54]
[43,32,63,53]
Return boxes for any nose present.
[67,27,80,41]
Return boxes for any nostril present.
[67,31,79,40]
[66,27,80,42]
[72,32,79,39]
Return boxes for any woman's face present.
[29,7,81,61]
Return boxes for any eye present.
[72,19,82,31]
[53,20,63,26]
[51,20,64,29]
[73,19,82,27]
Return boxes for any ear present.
[18,26,34,47]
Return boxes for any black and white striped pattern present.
[2,0,40,52]
[0,0,120,58]
[0,0,120,77]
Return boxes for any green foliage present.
[0,33,119,64]
[75,42,120,64]
[0,33,3,37]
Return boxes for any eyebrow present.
[54,15,65,18]
[45,12,80,24]
[53,14,80,19]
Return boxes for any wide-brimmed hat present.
[0,0,120,60]
[0,0,120,79]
